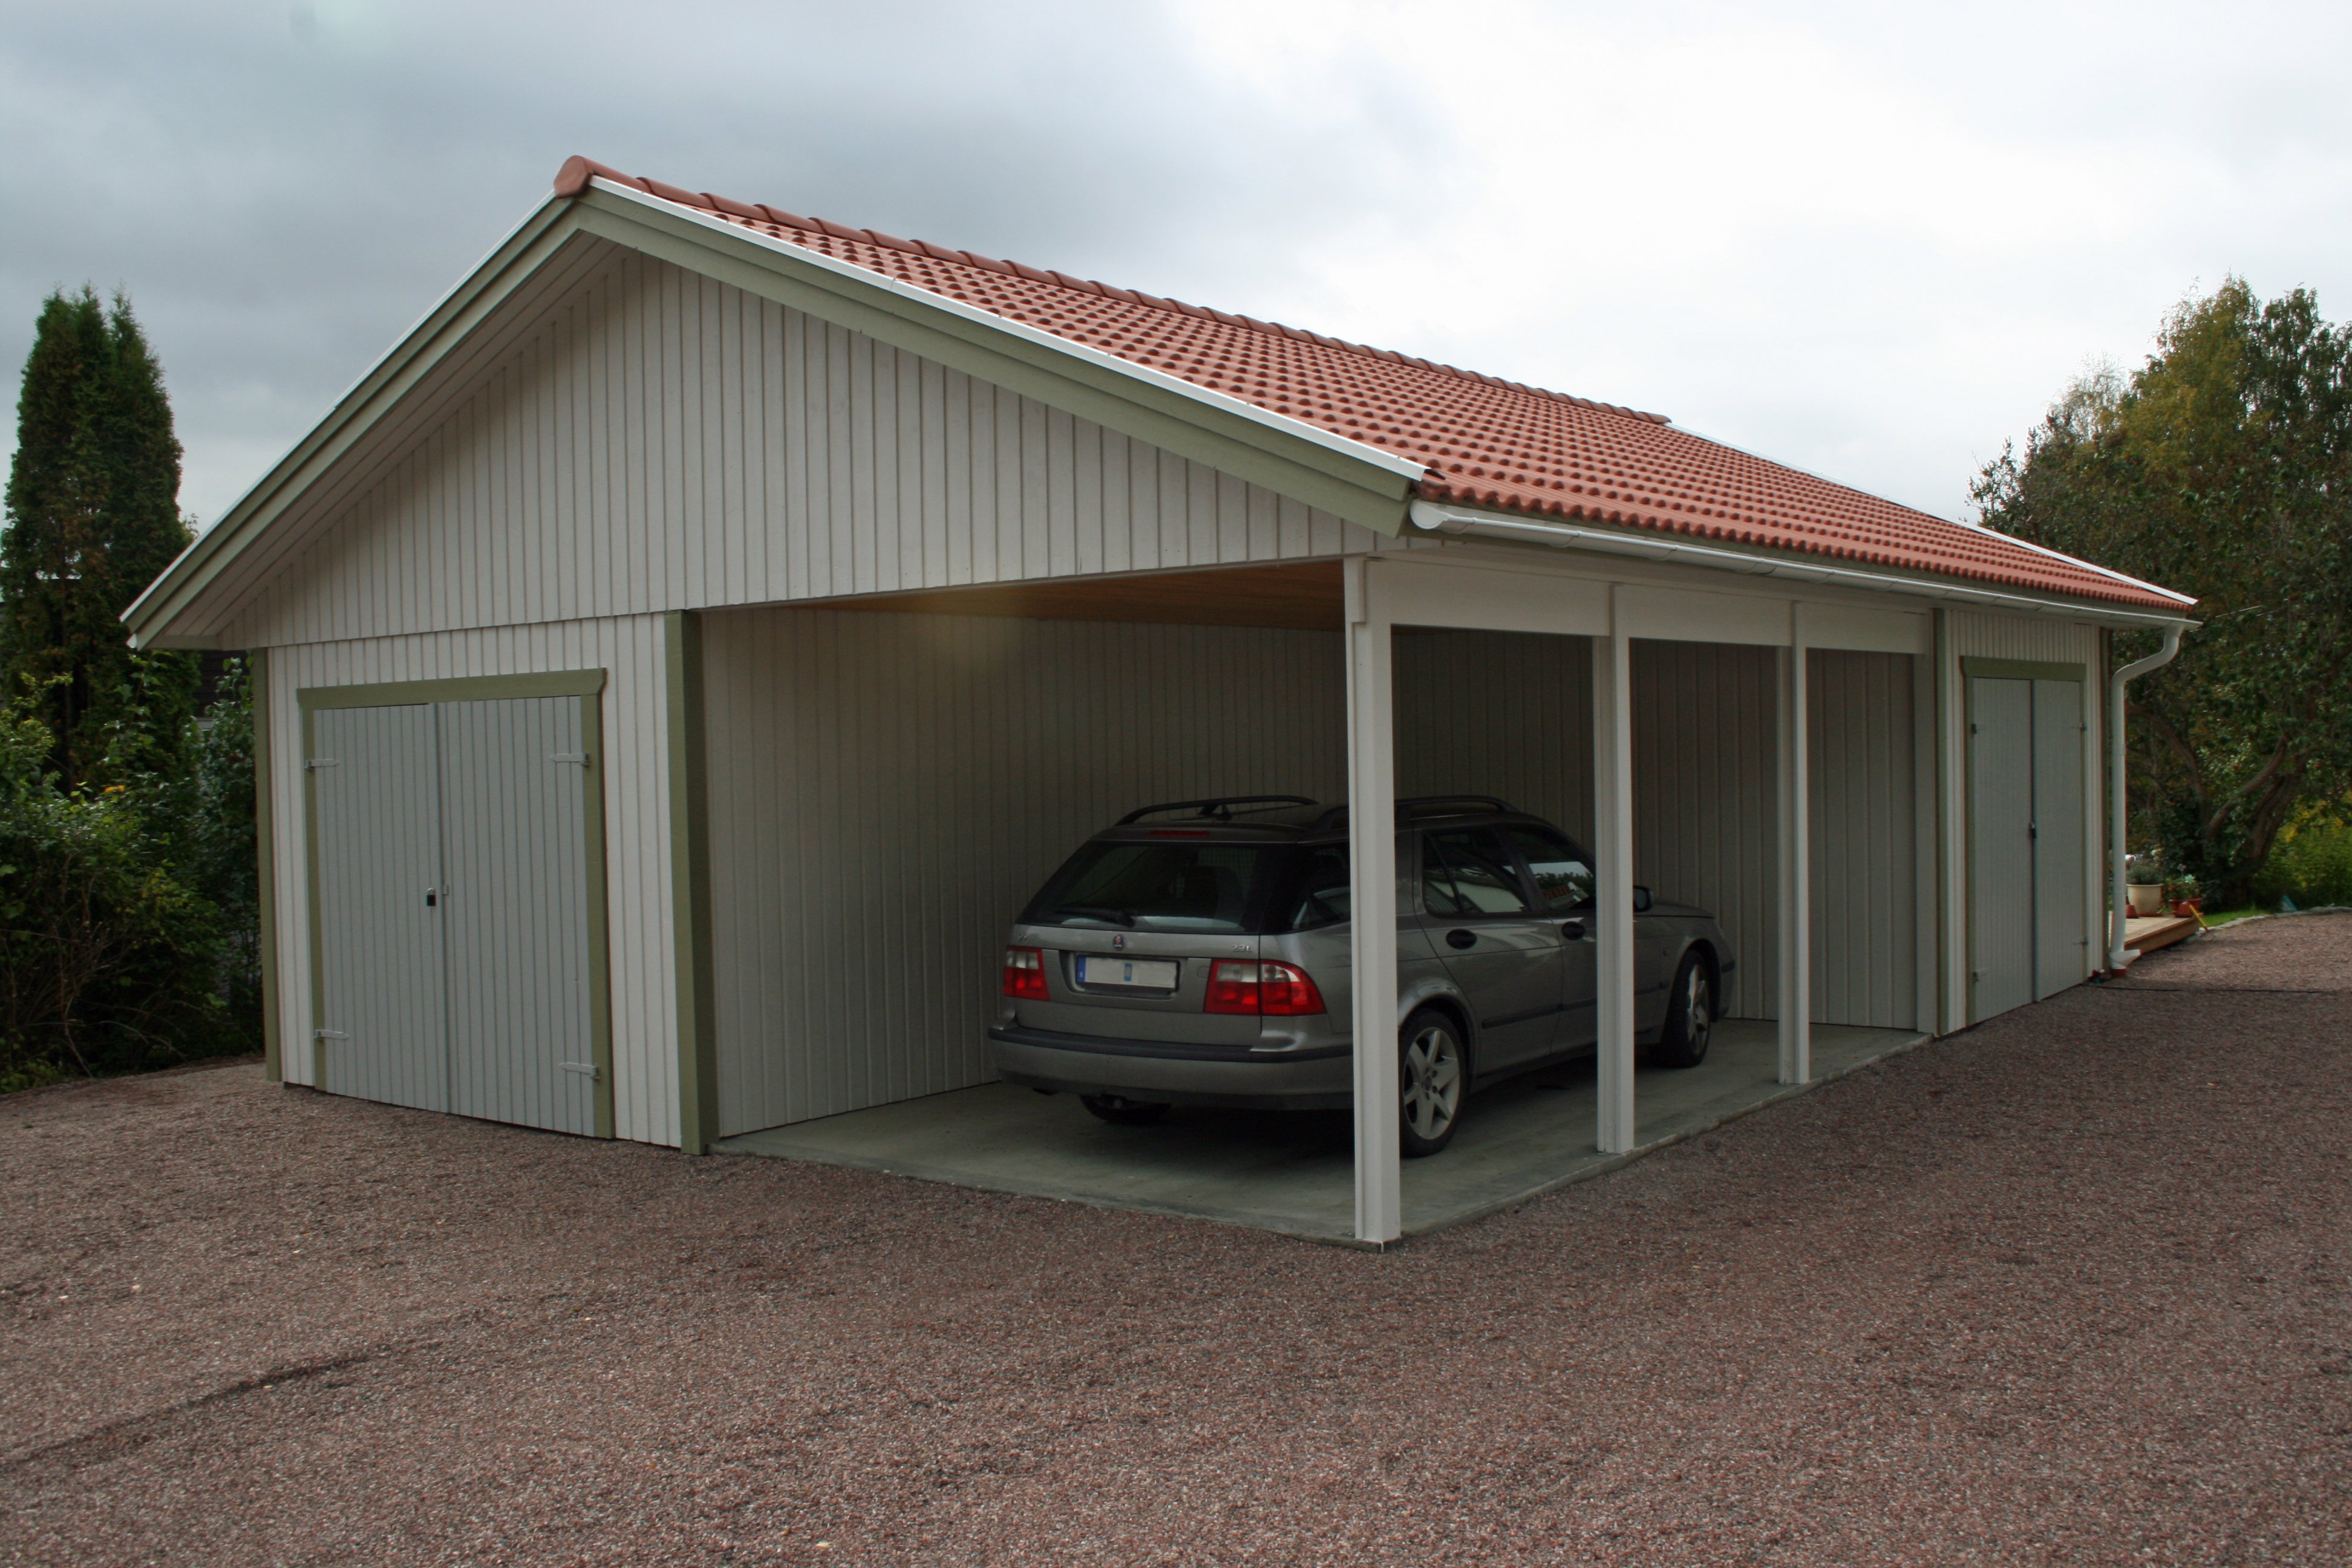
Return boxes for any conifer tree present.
[0,288,198,786]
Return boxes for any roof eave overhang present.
[1405,500,2199,629]
[124,178,1421,651]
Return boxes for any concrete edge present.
[707,1138,1375,1249]
[713,1028,1935,1253]
[1397,1030,1936,1241]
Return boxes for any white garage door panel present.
[312,705,448,1110]
[1969,678,2036,1020]
[439,697,598,1136]
[2033,679,2088,999]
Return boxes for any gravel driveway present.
[4,916,2348,1566]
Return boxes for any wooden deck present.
[2126,913,2201,957]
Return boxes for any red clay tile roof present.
[554,157,2190,614]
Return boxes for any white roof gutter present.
[1406,501,2197,630]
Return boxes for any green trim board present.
[252,650,282,1082]
[300,701,329,1091]
[665,612,720,1154]
[296,670,618,1137]
[298,670,609,709]
[577,687,618,1139]
[1959,656,2085,683]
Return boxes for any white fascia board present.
[586,178,1428,488]
[1407,500,2197,630]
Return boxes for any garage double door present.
[1968,673,2087,1021]
[306,692,607,1135]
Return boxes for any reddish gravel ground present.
[4,915,2349,1566]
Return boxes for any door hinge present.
[558,1061,600,1079]
[313,1028,349,1040]
[307,757,339,771]
[551,753,590,768]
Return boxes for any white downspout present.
[2108,622,2186,971]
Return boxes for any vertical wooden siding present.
[1808,650,1919,1028]
[227,250,1396,650]
[266,614,678,1146]
[1393,632,1918,1025]
[701,607,1350,1136]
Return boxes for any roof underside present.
[558,158,2189,615]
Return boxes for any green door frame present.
[296,670,616,1137]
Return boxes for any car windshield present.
[1022,841,1276,932]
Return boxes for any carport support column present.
[1593,612,1636,1155]
[1345,560,1401,1246]
[1777,624,1812,1085]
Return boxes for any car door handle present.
[1557,919,1585,941]
[1446,929,1477,950]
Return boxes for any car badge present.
[1111,933,1127,949]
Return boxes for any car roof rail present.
[1308,795,1519,831]
[1116,794,1319,825]
[1399,794,1517,817]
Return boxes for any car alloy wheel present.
[1649,950,1714,1068]
[1399,1011,1465,1155]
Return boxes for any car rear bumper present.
[987,1024,1353,1109]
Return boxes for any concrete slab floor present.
[713,1019,1929,1244]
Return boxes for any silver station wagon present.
[988,795,1737,1155]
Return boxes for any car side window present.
[1503,825,1594,912]
[1284,848,1352,930]
[1425,828,1538,916]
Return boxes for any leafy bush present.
[2254,812,2352,909]
[0,660,256,1091]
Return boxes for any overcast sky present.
[4,0,2348,530]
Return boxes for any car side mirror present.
[1633,885,1653,913]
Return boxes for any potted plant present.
[2126,853,2166,917]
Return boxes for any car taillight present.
[1002,946,1048,1000]
[1204,959,1326,1016]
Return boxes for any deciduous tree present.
[1974,280,2352,904]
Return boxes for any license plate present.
[1076,955,1178,990]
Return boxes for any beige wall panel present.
[229,250,1396,650]
[1392,632,1918,1027]
[702,607,1350,1136]
[263,614,679,1146]
[1808,650,1919,1028]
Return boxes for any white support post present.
[1345,559,1401,1245]
[1776,629,1812,1085]
[1592,613,1636,1155]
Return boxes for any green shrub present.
[2254,812,2352,909]
[0,670,252,1089]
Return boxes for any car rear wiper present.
[1053,904,1137,927]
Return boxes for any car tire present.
[1650,951,1714,1069]
[1398,1007,1468,1157]
[1080,1093,1171,1126]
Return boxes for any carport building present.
[126,156,2196,1245]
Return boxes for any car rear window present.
[1021,841,1278,933]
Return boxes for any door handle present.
[1446,929,1477,950]
[1558,919,1585,941]
[425,888,439,908]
